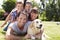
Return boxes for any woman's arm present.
[6,27,21,40]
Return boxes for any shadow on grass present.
[0,31,6,35]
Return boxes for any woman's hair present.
[30,9,38,14]
[28,9,38,21]
[16,11,28,19]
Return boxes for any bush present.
[39,11,47,21]
[2,0,16,13]
[0,9,5,20]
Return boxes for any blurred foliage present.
[46,0,60,21]
[2,0,16,13]
[0,9,5,20]
[1,0,60,21]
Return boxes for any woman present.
[0,2,23,31]
[25,9,39,26]
[28,9,38,21]
[6,12,28,40]
[25,9,44,39]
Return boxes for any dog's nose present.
[39,24,42,28]
[40,24,42,27]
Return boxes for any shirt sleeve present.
[25,21,32,28]
[8,23,16,31]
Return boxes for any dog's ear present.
[29,21,34,28]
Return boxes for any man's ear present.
[29,21,34,28]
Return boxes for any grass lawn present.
[0,21,60,40]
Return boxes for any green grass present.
[43,21,60,40]
[0,21,5,40]
[0,21,60,40]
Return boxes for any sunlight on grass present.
[43,21,60,40]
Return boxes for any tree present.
[2,0,16,13]
[46,0,60,21]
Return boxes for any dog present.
[27,19,44,40]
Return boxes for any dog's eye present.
[36,21,38,23]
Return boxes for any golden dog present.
[27,19,43,40]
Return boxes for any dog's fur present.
[27,19,43,39]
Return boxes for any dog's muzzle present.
[37,24,42,29]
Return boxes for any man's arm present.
[0,13,11,28]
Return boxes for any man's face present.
[16,4,23,11]
[25,4,31,11]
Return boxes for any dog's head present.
[33,19,42,29]
[28,19,43,35]
[30,19,42,29]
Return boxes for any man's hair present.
[26,2,32,6]
[16,2,23,5]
